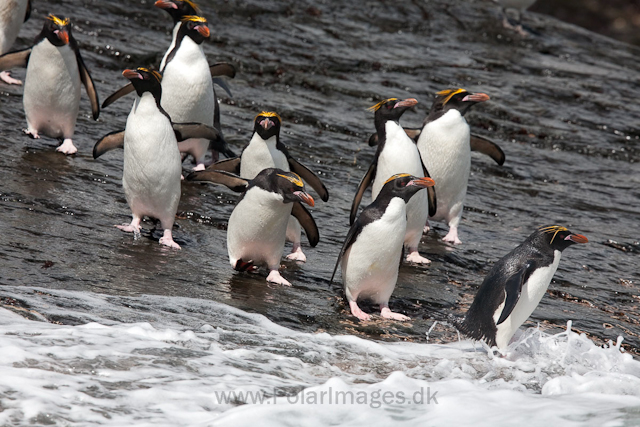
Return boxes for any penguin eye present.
[386,103,393,110]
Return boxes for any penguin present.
[415,89,493,245]
[193,111,329,262]
[350,97,436,264]
[332,173,435,321]
[102,1,236,166]
[187,168,319,286]
[458,225,588,349]
[0,0,30,85]
[0,15,100,154]
[95,68,188,249]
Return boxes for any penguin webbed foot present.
[266,269,291,286]
[159,230,181,250]
[348,300,371,321]
[442,227,462,245]
[0,71,22,85]
[56,138,78,155]
[116,222,141,239]
[285,244,307,262]
[23,128,40,139]
[405,250,431,264]
[380,306,410,321]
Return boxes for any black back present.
[424,88,485,125]
[459,225,587,346]
[156,0,199,24]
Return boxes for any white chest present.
[24,41,80,102]
[125,94,178,160]
[372,121,424,198]
[240,135,289,179]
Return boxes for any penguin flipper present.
[404,127,422,143]
[421,162,438,217]
[186,170,248,193]
[368,133,379,147]
[210,62,236,79]
[496,262,535,325]
[102,83,135,109]
[76,52,100,120]
[287,158,329,202]
[470,134,506,166]
[350,162,376,225]
[173,122,220,141]
[208,157,241,174]
[212,77,233,98]
[93,130,124,159]
[292,202,319,247]
[25,0,32,22]
[330,217,365,284]
[0,48,31,71]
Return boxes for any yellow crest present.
[182,0,200,12]
[368,98,398,112]
[436,88,466,105]
[384,173,412,185]
[539,225,568,244]
[181,15,208,24]
[277,173,304,188]
[255,111,282,123]
[48,15,70,27]
[138,68,162,82]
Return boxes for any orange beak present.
[55,29,69,44]
[395,98,418,108]
[408,176,436,188]
[294,191,315,207]
[122,69,143,80]
[154,0,178,9]
[462,93,490,103]
[567,234,588,244]
[196,25,210,38]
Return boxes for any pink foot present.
[266,269,291,286]
[406,250,431,264]
[423,220,431,234]
[56,138,78,155]
[0,71,22,85]
[380,306,410,321]
[116,223,141,234]
[192,163,206,171]
[23,128,40,139]
[285,244,306,262]
[443,227,462,245]
[159,229,181,249]
[349,300,371,321]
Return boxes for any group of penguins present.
[0,0,590,351]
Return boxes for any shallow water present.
[0,0,639,424]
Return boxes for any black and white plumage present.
[196,111,329,262]
[102,1,236,166]
[351,97,436,264]
[332,174,435,321]
[96,68,185,249]
[187,168,319,286]
[0,15,100,155]
[0,0,30,85]
[416,88,494,245]
[459,225,588,349]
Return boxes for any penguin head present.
[379,173,436,203]
[155,0,199,23]
[122,68,163,99]
[253,169,314,207]
[254,112,282,141]
[535,225,589,252]
[179,16,210,43]
[430,88,490,117]
[369,98,418,125]
[41,15,71,47]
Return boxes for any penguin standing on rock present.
[0,15,100,154]
[94,68,226,248]
[187,168,319,286]
[102,1,236,167]
[333,174,435,321]
[197,111,329,262]
[458,225,588,350]
[0,0,31,85]
[351,98,436,264]
[416,88,499,245]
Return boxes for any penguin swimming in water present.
[102,1,236,167]
[0,15,100,154]
[94,68,224,249]
[332,173,435,321]
[416,89,495,245]
[458,225,588,349]
[187,168,319,286]
[351,97,436,264]
[194,111,329,262]
[0,0,30,85]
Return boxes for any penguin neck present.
[251,132,278,149]
[374,119,401,154]
[134,90,171,122]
